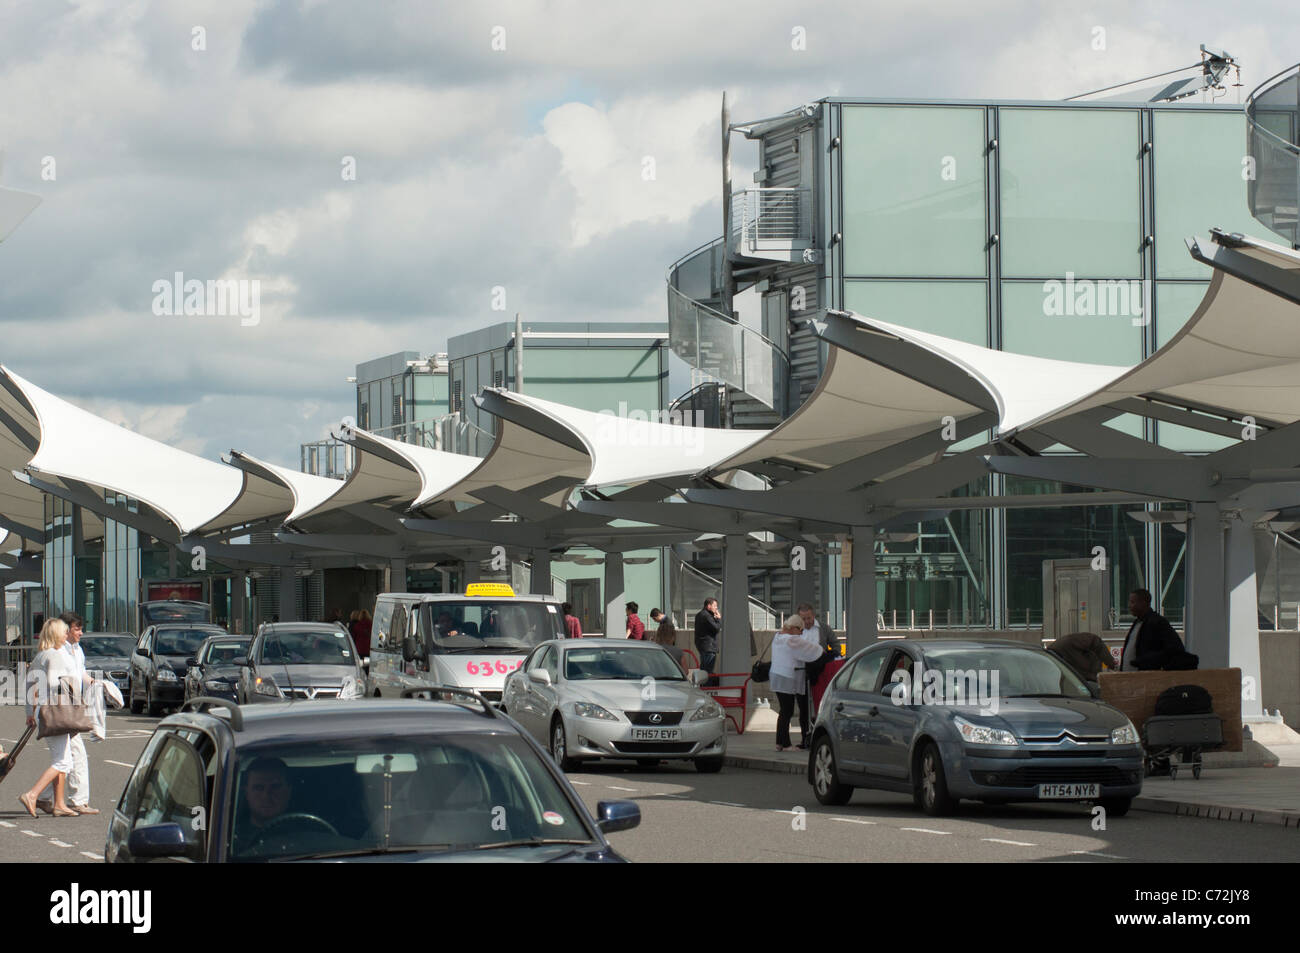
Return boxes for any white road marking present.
[606,785,638,792]
[21,830,41,837]
[103,759,135,768]
[831,817,877,825]
[771,809,801,815]
[80,851,101,860]
[708,801,745,807]
[0,821,15,828]
[983,837,1037,847]
[1070,849,1126,859]
[49,839,72,848]
[901,827,951,835]
[568,780,591,785]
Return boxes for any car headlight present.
[573,702,617,720]
[204,679,232,692]
[954,715,1019,746]
[690,701,722,721]
[1110,721,1139,745]
[156,669,177,682]
[339,677,360,700]
[253,676,280,698]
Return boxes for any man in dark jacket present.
[693,598,720,684]
[1049,631,1114,681]
[1119,589,1187,670]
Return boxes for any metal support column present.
[847,526,877,656]
[462,558,480,587]
[603,551,626,638]
[1184,501,1224,662]
[721,534,750,673]
[388,558,407,594]
[1225,516,1264,716]
[231,571,247,634]
[530,550,552,595]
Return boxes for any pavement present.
[723,709,1300,829]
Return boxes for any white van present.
[368,584,567,705]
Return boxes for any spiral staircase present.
[1246,64,1300,245]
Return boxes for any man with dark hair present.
[649,609,685,672]
[235,757,293,853]
[625,602,645,640]
[1119,589,1187,671]
[561,602,582,639]
[693,597,721,685]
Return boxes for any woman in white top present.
[18,619,79,817]
[770,618,825,752]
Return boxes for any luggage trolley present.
[1142,685,1222,780]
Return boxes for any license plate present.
[630,728,681,741]
[1037,783,1101,799]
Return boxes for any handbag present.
[750,637,773,683]
[37,676,93,739]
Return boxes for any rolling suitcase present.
[0,723,36,784]
[1143,712,1223,780]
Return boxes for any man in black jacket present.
[1119,589,1187,670]
[693,598,721,685]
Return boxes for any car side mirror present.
[401,637,423,662]
[235,658,249,667]
[595,800,640,834]
[127,823,189,859]
[528,669,552,686]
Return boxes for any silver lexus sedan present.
[501,639,726,773]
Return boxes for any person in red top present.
[625,602,645,640]
[562,602,582,639]
[349,609,372,658]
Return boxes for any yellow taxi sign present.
[465,582,515,598]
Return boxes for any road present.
[2,706,1294,863]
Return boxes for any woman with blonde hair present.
[19,618,79,817]
[770,617,824,753]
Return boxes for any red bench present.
[701,672,751,735]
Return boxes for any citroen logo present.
[649,713,663,724]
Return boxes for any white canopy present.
[342,427,480,512]
[485,390,767,487]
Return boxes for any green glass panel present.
[1000,281,1143,364]
[523,347,663,413]
[1155,282,1210,349]
[999,108,1141,278]
[1154,111,1287,277]
[841,106,987,278]
[844,280,987,344]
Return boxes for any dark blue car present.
[808,639,1144,817]
[105,690,640,862]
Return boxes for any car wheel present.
[1098,796,1132,818]
[914,742,956,816]
[694,756,724,774]
[129,678,144,715]
[811,736,853,805]
[549,717,581,772]
[145,682,163,717]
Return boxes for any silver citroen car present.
[501,639,726,773]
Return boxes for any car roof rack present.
[181,696,244,731]
[399,686,496,718]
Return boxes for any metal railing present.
[729,188,813,255]
[668,550,782,631]
[1246,64,1300,245]
[666,239,789,413]
[300,413,493,478]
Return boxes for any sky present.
[0,0,1292,469]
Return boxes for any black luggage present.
[0,723,36,783]
[1145,713,1223,748]
[1154,684,1212,716]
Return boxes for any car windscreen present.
[141,602,211,625]
[259,629,355,665]
[563,645,686,681]
[919,647,1091,700]
[155,628,218,657]
[203,641,250,665]
[81,636,136,658]
[420,601,563,654]
[227,733,595,861]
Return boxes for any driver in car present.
[435,612,461,637]
[234,757,292,851]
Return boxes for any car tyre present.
[128,679,144,715]
[811,736,853,805]
[145,682,163,717]
[914,742,957,816]
[550,717,581,772]
[1098,796,1131,818]
[694,756,724,774]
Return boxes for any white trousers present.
[39,733,88,805]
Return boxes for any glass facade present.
[830,99,1286,629]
